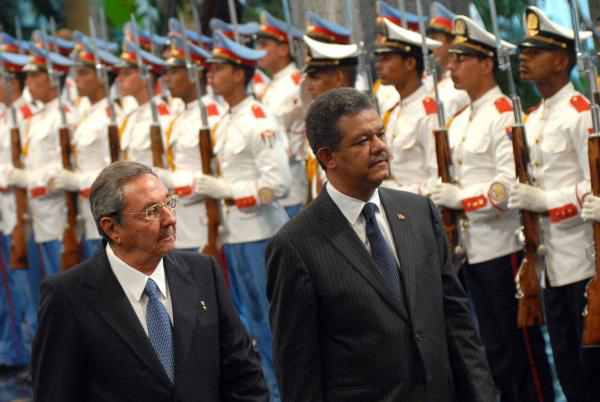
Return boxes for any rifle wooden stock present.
[198,127,224,266]
[59,126,82,271]
[150,123,165,168]
[107,124,120,163]
[511,125,544,327]
[9,127,27,270]
[582,112,600,345]
[433,128,460,259]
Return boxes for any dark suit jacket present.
[266,188,496,402]
[32,245,269,402]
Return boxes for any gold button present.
[461,135,466,142]
[535,137,541,144]
[534,160,541,167]
[457,158,463,165]
[462,221,470,229]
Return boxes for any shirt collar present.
[326,182,383,226]
[106,243,168,302]
[470,85,503,113]
[229,96,253,116]
[400,83,428,107]
[272,62,297,82]
[543,81,574,109]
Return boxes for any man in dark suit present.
[266,88,496,402]
[32,161,269,402]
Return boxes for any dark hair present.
[305,88,375,168]
[401,53,425,77]
[474,54,500,82]
[89,161,156,242]
[232,64,256,88]
[14,72,26,92]
[341,65,358,87]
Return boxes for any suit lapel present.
[379,188,418,319]
[163,254,199,379]
[314,190,409,320]
[83,246,173,389]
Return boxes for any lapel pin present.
[200,301,207,311]
[397,213,405,221]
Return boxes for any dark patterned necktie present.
[144,278,175,383]
[362,202,404,300]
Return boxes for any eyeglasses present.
[118,194,179,222]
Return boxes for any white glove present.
[153,167,175,189]
[582,195,600,221]
[431,182,462,209]
[194,174,233,199]
[508,182,548,212]
[49,169,81,192]
[6,168,28,188]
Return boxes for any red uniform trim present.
[30,187,48,198]
[494,97,513,114]
[291,71,301,86]
[252,104,266,119]
[80,188,91,198]
[548,203,578,222]
[462,195,487,211]
[422,97,437,116]
[174,186,192,197]
[19,104,32,119]
[157,103,170,116]
[206,103,219,117]
[570,95,590,113]
[235,196,257,209]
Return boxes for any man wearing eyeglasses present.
[31,161,269,402]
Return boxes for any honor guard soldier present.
[204,31,291,401]
[18,45,78,304]
[208,18,270,97]
[302,28,359,198]
[158,34,224,251]
[0,49,37,371]
[53,37,124,258]
[118,40,174,167]
[426,1,469,120]
[432,16,554,401]
[375,18,441,196]
[373,1,415,115]
[509,7,600,401]
[256,11,307,218]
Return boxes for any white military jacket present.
[374,79,400,118]
[213,96,290,244]
[260,62,308,208]
[425,71,470,123]
[525,82,594,286]
[24,98,79,243]
[0,97,34,235]
[168,95,224,249]
[120,95,175,167]
[72,98,124,240]
[448,86,520,264]
[385,83,438,196]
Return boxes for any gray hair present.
[305,88,375,169]
[89,161,156,241]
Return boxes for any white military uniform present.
[120,95,175,167]
[260,62,307,209]
[252,68,271,99]
[72,98,124,241]
[448,86,520,264]
[24,98,79,243]
[213,97,290,244]
[167,95,224,249]
[374,79,400,117]
[525,82,593,286]
[0,98,34,236]
[384,83,438,195]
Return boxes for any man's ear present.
[317,147,336,170]
[233,67,246,86]
[333,69,346,88]
[100,216,121,245]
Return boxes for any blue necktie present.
[362,202,404,300]
[144,278,175,383]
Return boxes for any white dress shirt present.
[106,243,174,335]
[326,182,399,264]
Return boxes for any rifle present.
[130,15,165,168]
[568,0,600,345]
[89,17,120,163]
[41,18,82,271]
[398,0,407,28]
[0,42,27,270]
[281,0,302,69]
[488,0,544,327]
[416,0,461,264]
[344,0,379,114]
[185,11,223,265]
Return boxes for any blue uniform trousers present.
[224,240,280,402]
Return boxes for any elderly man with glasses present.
[31,161,269,402]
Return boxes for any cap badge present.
[527,12,539,37]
